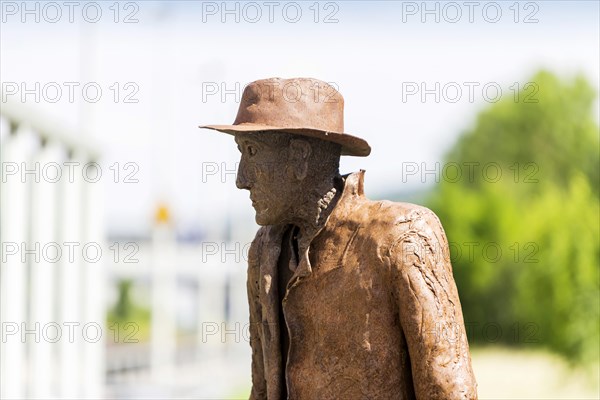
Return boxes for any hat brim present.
[199,123,371,157]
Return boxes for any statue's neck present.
[287,174,343,247]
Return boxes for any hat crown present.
[234,78,344,133]
[200,77,371,157]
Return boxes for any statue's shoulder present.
[248,225,287,267]
[248,226,268,268]
[351,197,447,244]
[353,196,439,223]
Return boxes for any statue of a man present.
[201,78,478,399]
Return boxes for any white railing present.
[104,238,251,389]
[1,100,252,399]
[0,100,105,399]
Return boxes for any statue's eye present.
[247,145,257,157]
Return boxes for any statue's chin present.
[254,214,268,226]
[253,208,271,226]
[254,208,283,227]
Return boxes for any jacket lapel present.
[259,224,286,398]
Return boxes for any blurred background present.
[0,1,598,399]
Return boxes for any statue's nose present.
[236,163,251,190]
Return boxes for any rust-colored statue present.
[201,78,478,399]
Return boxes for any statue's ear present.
[289,138,312,180]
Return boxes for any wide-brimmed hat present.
[199,77,371,157]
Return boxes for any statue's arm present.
[391,209,478,399]
[247,230,267,400]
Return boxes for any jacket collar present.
[291,170,366,279]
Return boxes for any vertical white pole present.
[80,157,106,398]
[57,151,84,398]
[78,18,103,399]
[28,141,61,398]
[0,127,32,400]
[150,211,177,383]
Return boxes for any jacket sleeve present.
[248,228,267,400]
[391,209,478,399]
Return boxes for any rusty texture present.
[201,78,477,399]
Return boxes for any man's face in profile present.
[234,133,296,226]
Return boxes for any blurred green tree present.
[427,70,599,364]
[107,279,151,343]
